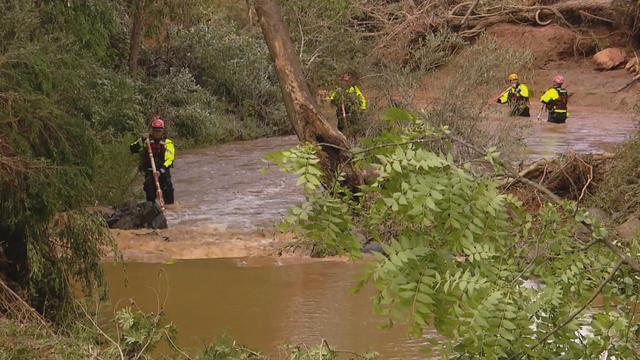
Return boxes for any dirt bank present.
[110,226,293,262]
[414,24,639,112]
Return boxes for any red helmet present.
[553,75,565,86]
[151,118,165,129]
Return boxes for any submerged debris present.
[503,152,614,210]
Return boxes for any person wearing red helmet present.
[539,75,569,124]
[129,118,175,204]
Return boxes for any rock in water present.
[108,200,168,230]
[593,48,627,70]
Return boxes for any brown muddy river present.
[105,259,432,358]
[106,106,635,358]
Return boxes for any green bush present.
[165,18,289,135]
[406,28,467,73]
[146,67,279,145]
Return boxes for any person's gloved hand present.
[159,168,166,175]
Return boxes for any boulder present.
[616,216,640,242]
[107,200,167,230]
[593,48,627,70]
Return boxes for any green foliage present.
[0,0,126,322]
[281,0,364,87]
[590,133,640,223]
[110,306,176,359]
[271,109,640,358]
[197,335,262,360]
[0,319,88,360]
[146,68,246,145]
[406,29,467,73]
[284,341,378,360]
[166,18,289,136]
[268,144,361,256]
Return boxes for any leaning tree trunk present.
[128,0,146,73]
[254,0,362,188]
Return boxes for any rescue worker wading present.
[496,73,530,117]
[130,118,175,205]
[329,73,366,132]
[540,75,569,124]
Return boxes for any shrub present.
[145,67,279,145]
[164,18,289,135]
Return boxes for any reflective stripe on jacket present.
[540,87,568,114]
[130,137,175,169]
[498,83,530,104]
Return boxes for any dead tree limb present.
[254,0,363,188]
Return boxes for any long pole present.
[536,103,546,121]
[340,101,349,133]
[146,137,165,210]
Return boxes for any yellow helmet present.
[508,73,519,81]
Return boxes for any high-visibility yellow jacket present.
[130,137,175,170]
[330,85,366,110]
[540,87,569,114]
[498,83,530,104]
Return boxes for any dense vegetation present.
[1,0,640,358]
[273,108,640,358]
[0,0,289,324]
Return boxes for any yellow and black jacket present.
[330,85,367,111]
[497,83,530,116]
[540,87,569,116]
[130,137,175,172]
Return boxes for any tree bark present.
[254,0,362,188]
[128,0,146,73]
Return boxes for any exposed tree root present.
[355,0,637,62]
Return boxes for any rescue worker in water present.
[130,118,175,204]
[496,73,530,117]
[539,75,569,124]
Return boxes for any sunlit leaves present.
[269,117,639,358]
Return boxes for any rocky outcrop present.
[106,200,167,230]
[593,48,627,70]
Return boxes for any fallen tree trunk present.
[255,0,362,188]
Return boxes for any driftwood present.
[0,278,52,334]
[615,50,640,92]
[356,0,634,61]
[502,152,615,210]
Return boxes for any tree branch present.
[521,260,623,357]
